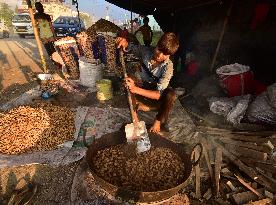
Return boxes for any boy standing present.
[117,32,179,133]
[134,16,153,47]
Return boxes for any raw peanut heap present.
[0,104,75,155]
[93,145,185,192]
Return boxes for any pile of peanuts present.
[92,145,185,192]
[87,19,122,33]
[0,104,75,155]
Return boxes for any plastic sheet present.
[267,83,276,108]
[247,88,276,125]
[209,95,251,124]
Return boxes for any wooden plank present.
[200,137,214,181]
[198,126,276,136]
[239,157,275,166]
[215,198,232,205]
[244,198,273,205]
[219,138,273,154]
[226,181,237,191]
[195,146,201,199]
[203,188,212,200]
[219,134,273,144]
[240,159,276,176]
[210,138,276,192]
[231,188,265,205]
[225,144,268,161]
[255,168,276,185]
[234,174,263,198]
[215,147,223,197]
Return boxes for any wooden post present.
[26,0,48,73]
[209,0,234,73]
[200,137,214,181]
[130,0,133,34]
[215,147,222,197]
[194,146,201,198]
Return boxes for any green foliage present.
[79,13,93,28]
[136,31,163,47]
[0,3,14,28]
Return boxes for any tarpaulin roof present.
[105,0,219,14]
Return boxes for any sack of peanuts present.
[97,34,122,76]
[86,19,123,76]
[54,37,80,80]
[76,31,99,63]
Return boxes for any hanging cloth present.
[250,1,270,30]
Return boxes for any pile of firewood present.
[190,127,276,205]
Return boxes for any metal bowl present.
[86,130,202,203]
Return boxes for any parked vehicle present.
[53,16,85,37]
[0,19,9,38]
[12,13,34,38]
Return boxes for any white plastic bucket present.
[79,57,103,91]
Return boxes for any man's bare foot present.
[149,120,161,133]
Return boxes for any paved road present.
[0,35,55,104]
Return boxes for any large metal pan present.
[86,130,202,203]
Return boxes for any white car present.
[12,13,34,38]
[0,19,10,38]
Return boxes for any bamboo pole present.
[26,0,48,73]
[210,0,234,73]
[130,0,133,34]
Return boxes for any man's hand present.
[125,77,138,94]
[116,37,128,52]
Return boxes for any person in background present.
[35,2,69,78]
[117,32,179,133]
[134,16,153,47]
[34,2,56,58]
[120,27,129,39]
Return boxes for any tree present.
[0,3,14,28]
[79,13,93,28]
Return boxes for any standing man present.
[117,32,179,133]
[34,2,56,58]
[134,16,153,47]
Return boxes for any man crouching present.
[116,32,179,134]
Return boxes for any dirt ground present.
[0,162,80,204]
